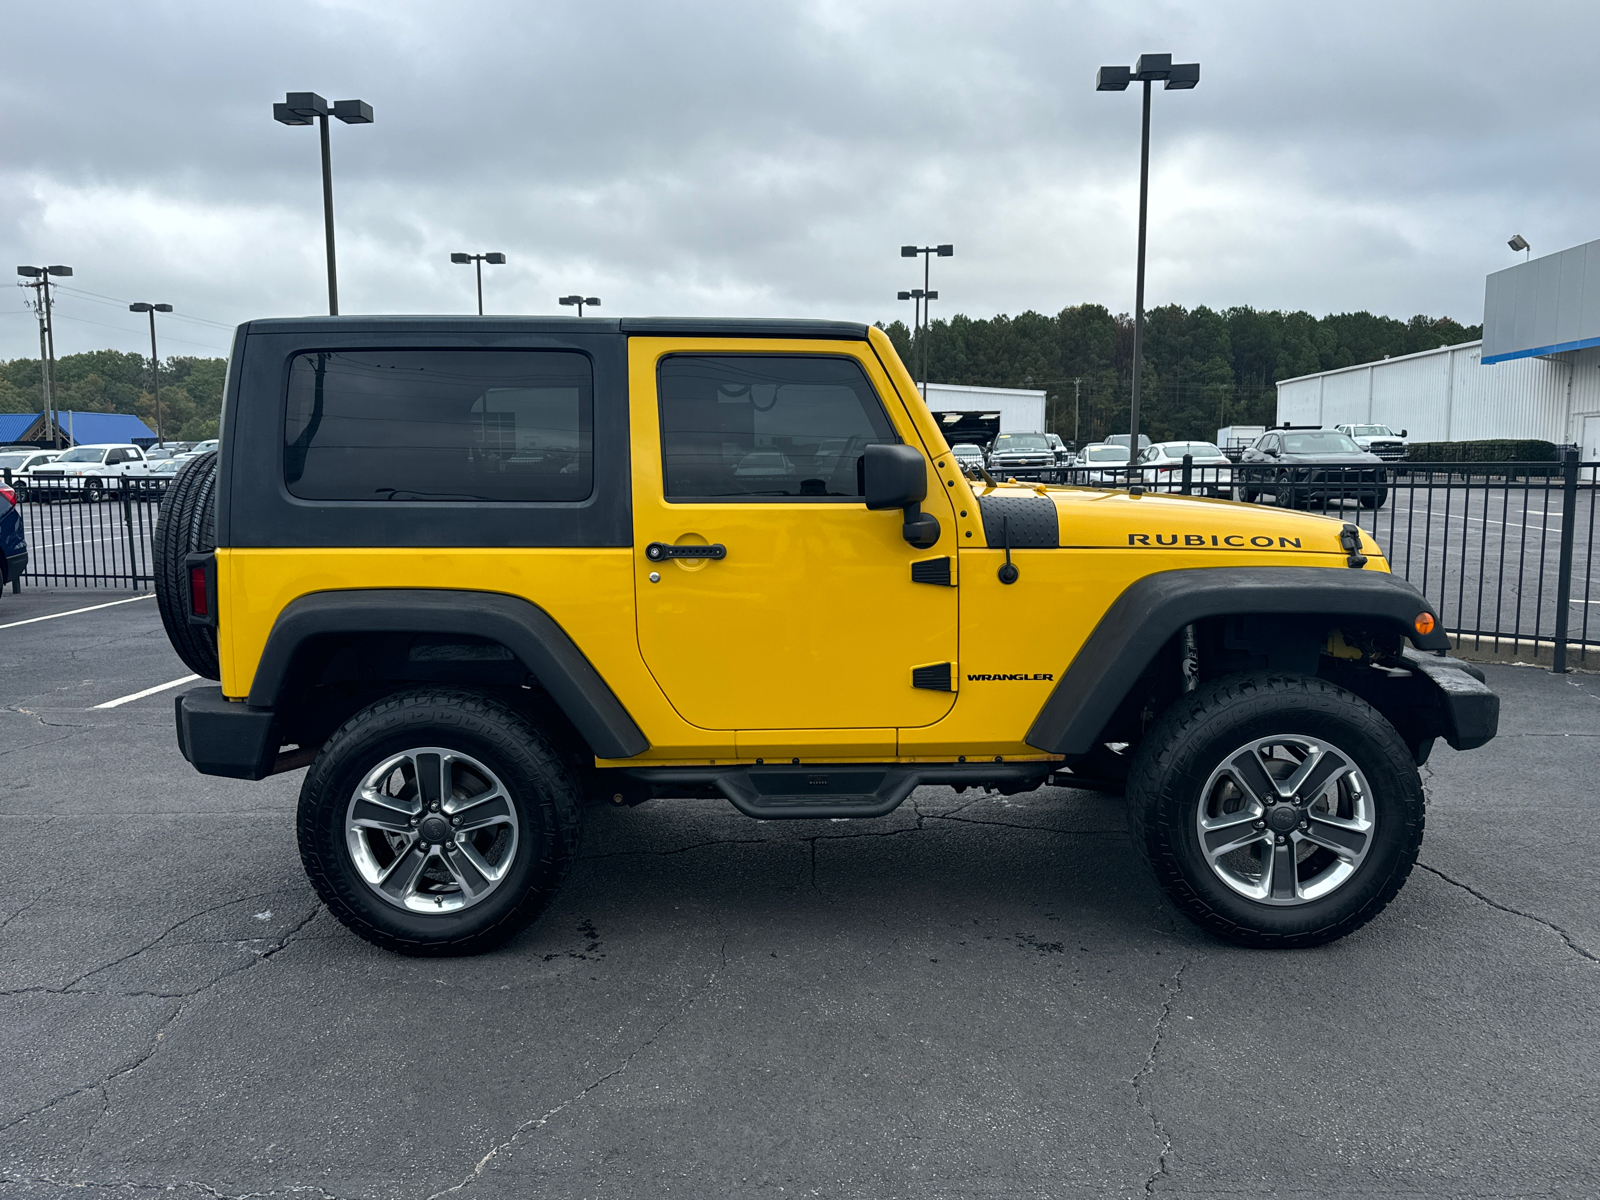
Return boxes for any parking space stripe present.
[0,593,155,630]
[95,674,200,709]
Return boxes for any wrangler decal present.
[966,672,1055,682]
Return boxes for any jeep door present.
[629,339,959,739]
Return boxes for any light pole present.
[450,252,506,315]
[901,244,952,398]
[16,265,72,448]
[559,295,601,317]
[1097,54,1198,462]
[129,302,173,445]
[273,92,374,316]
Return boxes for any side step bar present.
[622,762,1053,820]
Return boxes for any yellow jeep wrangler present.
[154,317,1498,955]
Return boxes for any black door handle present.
[646,542,726,561]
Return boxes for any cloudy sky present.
[2,0,1595,362]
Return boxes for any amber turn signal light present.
[1414,612,1435,636]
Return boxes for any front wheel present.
[297,689,582,955]
[83,478,104,503]
[1361,488,1389,510]
[1126,673,1424,948]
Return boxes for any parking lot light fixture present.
[898,244,954,398]
[274,90,374,316]
[1508,233,1530,260]
[1098,52,1199,477]
[451,252,506,315]
[559,295,601,317]
[129,302,174,445]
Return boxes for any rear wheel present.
[152,451,219,679]
[1361,488,1389,509]
[1127,673,1424,948]
[297,689,582,955]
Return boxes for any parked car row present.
[0,440,216,501]
[949,426,1392,511]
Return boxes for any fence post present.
[120,483,139,590]
[1180,453,1192,495]
[1552,445,1580,674]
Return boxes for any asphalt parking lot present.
[3,590,1599,1199]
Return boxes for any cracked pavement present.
[3,591,1598,1198]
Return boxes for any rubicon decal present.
[966,672,1055,682]
[1128,533,1303,548]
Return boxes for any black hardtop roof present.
[242,315,871,340]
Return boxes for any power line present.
[27,310,230,353]
[51,284,236,330]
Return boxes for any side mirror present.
[1401,429,1408,437]
[863,443,940,549]
[864,444,927,509]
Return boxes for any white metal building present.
[922,382,1045,433]
[1277,236,1600,458]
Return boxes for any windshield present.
[951,444,982,456]
[1350,425,1394,437]
[1283,432,1362,454]
[994,434,1049,451]
[56,447,107,463]
[0,453,30,470]
[1084,445,1130,463]
[1155,442,1224,459]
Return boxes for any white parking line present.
[94,674,200,709]
[0,593,155,630]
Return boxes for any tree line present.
[881,304,1481,446]
[0,350,225,442]
[0,302,1481,449]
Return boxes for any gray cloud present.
[3,0,1596,361]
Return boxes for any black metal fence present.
[1047,449,1599,672]
[2,473,168,590]
[7,458,1598,672]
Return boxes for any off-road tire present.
[298,688,582,956]
[152,451,219,679]
[1126,672,1424,949]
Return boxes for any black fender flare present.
[1025,567,1450,756]
[249,588,649,759]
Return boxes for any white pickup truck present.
[27,443,151,500]
[1334,423,1409,461]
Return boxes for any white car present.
[0,449,61,498]
[1077,442,1131,484]
[25,443,149,499]
[1138,441,1234,495]
[1333,423,1408,461]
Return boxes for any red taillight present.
[0,484,14,505]
[189,565,209,617]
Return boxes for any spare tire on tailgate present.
[153,450,220,680]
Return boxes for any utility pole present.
[1073,377,1082,446]
[17,265,72,447]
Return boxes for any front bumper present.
[1400,650,1499,750]
[174,685,279,780]
[3,548,26,584]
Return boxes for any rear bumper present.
[174,685,278,780]
[3,548,25,583]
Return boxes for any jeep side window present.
[657,355,896,500]
[282,349,593,503]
